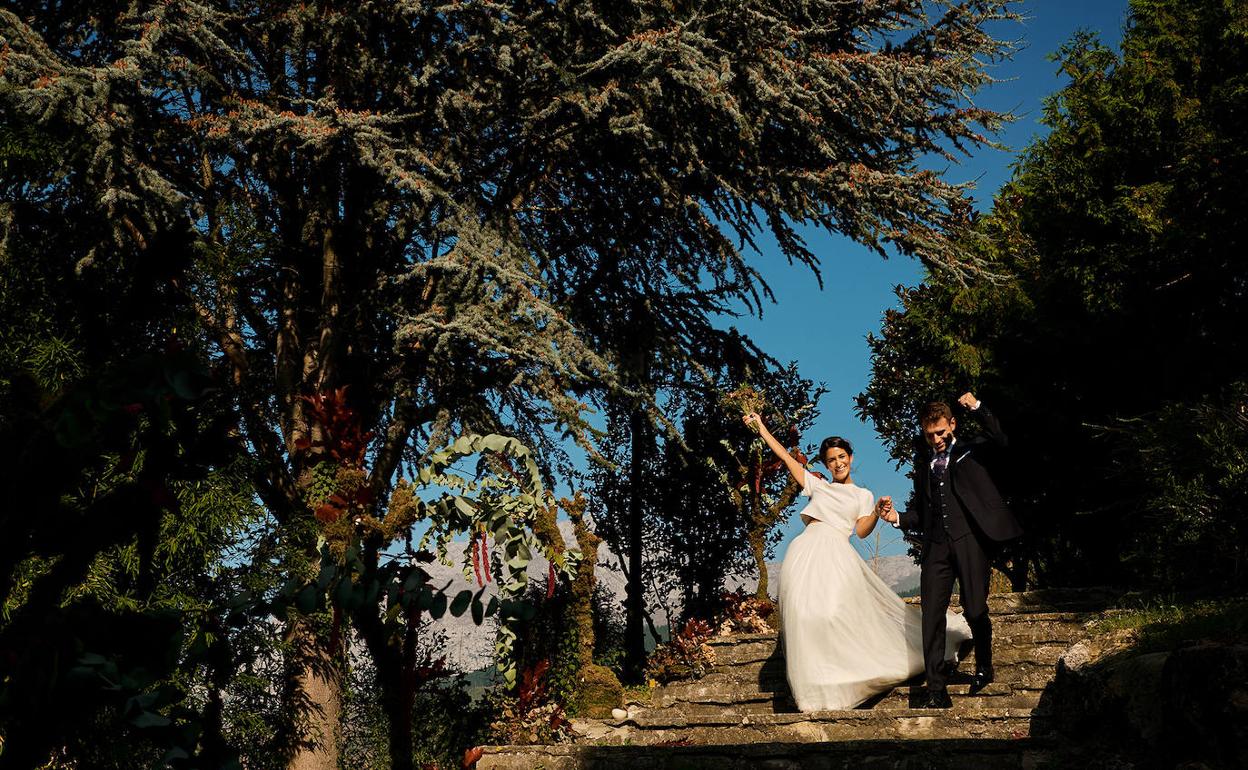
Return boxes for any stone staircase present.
[477,588,1123,769]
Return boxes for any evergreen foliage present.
[586,355,820,637]
[2,0,1021,763]
[858,0,1248,590]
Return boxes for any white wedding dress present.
[778,471,971,711]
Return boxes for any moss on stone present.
[573,663,623,718]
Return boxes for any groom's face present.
[922,417,956,453]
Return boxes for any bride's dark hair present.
[818,436,854,462]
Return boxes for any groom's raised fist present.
[957,392,981,410]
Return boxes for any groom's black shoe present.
[970,665,994,692]
[922,689,953,709]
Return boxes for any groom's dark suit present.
[897,404,1022,693]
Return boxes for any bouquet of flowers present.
[721,383,768,431]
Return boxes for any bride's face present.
[823,447,852,483]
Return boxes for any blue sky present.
[738,0,1132,561]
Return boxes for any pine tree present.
[3,1,1020,764]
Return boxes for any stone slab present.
[476,738,1063,770]
[571,708,1045,746]
[650,676,1046,712]
[476,738,1064,770]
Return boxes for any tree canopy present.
[1,0,1022,766]
[858,0,1248,590]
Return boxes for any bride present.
[743,411,970,711]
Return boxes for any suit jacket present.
[898,405,1023,550]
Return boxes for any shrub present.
[644,619,716,683]
[483,660,574,746]
[714,590,776,635]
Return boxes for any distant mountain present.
[421,521,624,672]
[865,554,923,594]
[425,522,921,672]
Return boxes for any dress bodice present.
[798,472,875,537]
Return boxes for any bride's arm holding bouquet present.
[745,411,889,538]
[742,412,806,487]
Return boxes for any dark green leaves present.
[449,590,473,617]
[859,0,1248,589]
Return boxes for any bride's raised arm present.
[743,412,806,487]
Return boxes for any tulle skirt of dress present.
[778,521,971,712]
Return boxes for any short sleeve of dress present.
[801,469,831,498]
[858,487,876,519]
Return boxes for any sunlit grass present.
[621,682,655,706]
[1089,597,1248,653]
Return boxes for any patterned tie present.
[932,450,950,480]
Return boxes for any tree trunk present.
[286,614,343,770]
[566,494,601,671]
[376,661,415,770]
[750,491,769,601]
[282,178,351,769]
[384,610,421,770]
[755,475,801,601]
[624,403,648,680]
[350,543,417,770]
[279,474,345,770]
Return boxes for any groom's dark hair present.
[919,401,954,427]
[819,436,854,462]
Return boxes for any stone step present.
[987,610,1094,624]
[683,646,1066,692]
[961,644,1069,667]
[990,621,1086,645]
[933,587,1123,615]
[705,634,777,666]
[866,682,1044,712]
[643,658,1063,703]
[705,629,1075,667]
[641,661,1060,717]
[477,738,1061,770]
[571,707,1045,747]
[471,589,1122,768]
[645,681,1045,716]
[650,660,789,701]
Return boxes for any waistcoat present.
[928,462,971,541]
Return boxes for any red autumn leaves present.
[296,387,375,524]
[471,528,493,588]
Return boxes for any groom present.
[878,393,1022,708]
